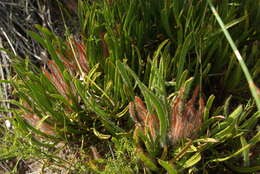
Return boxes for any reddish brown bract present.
[129,96,159,141]
[129,87,204,144]
[168,87,204,144]
[57,39,89,75]
[22,102,55,136]
[43,60,69,97]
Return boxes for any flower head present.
[168,87,204,144]
[129,96,159,142]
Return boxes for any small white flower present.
[5,120,11,129]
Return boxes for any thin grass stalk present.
[207,0,260,111]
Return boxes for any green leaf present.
[138,150,159,172]
[211,105,243,136]
[182,152,201,168]
[116,60,134,98]
[154,40,169,60]
[182,77,194,100]
[194,138,218,143]
[203,95,215,121]
[123,0,137,32]
[224,95,232,117]
[176,70,189,90]
[161,8,173,39]
[176,33,192,80]
[226,105,243,123]
[158,159,178,174]
[240,136,249,167]
[92,128,111,140]
[27,31,47,48]
[88,98,124,134]
[241,111,260,130]
[202,63,211,77]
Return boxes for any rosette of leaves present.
[119,54,260,173]
[8,27,124,145]
[128,85,204,173]
[11,38,89,141]
[117,47,206,172]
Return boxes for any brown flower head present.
[168,87,204,144]
[22,102,55,136]
[57,39,89,75]
[43,60,69,97]
[129,96,160,141]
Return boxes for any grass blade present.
[207,0,260,111]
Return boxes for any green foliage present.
[0,0,259,173]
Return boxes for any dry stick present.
[0,28,17,56]
[207,0,260,111]
[0,37,9,105]
[0,36,12,129]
